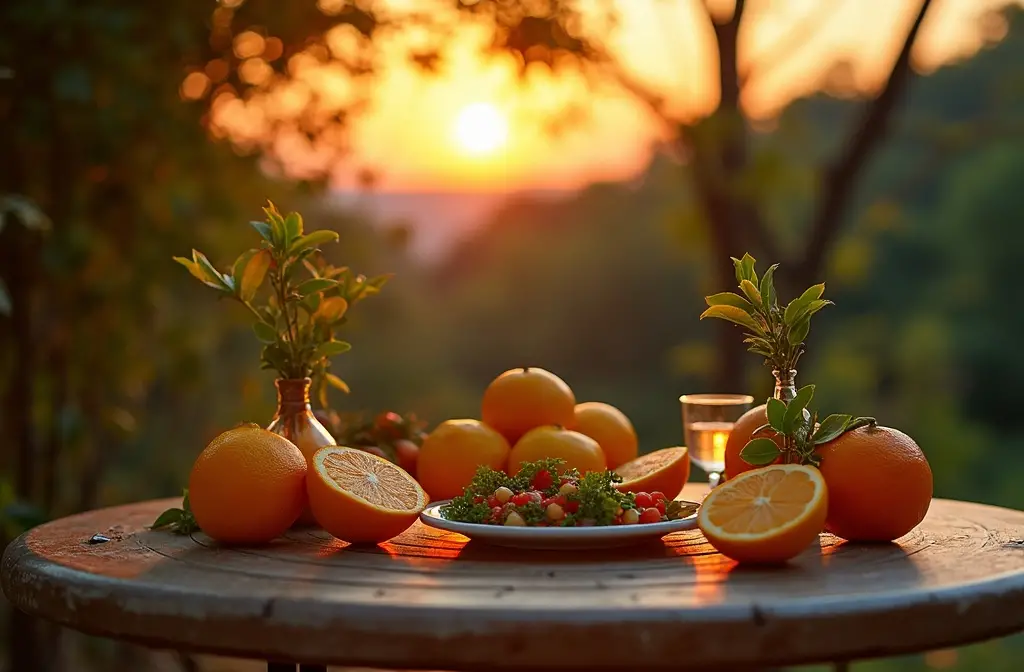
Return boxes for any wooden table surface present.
[3,484,1024,671]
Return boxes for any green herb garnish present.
[152,490,199,535]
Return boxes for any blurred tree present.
[0,2,289,669]
[194,0,940,388]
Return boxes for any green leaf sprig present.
[701,253,832,374]
[151,490,199,535]
[174,201,392,404]
[740,384,877,467]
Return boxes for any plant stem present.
[272,268,300,376]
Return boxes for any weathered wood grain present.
[3,484,1024,671]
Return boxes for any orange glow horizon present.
[208,0,1023,193]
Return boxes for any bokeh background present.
[2,0,1023,670]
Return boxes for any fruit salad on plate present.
[440,458,696,528]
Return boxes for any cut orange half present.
[614,447,690,500]
[697,464,827,564]
[307,446,428,544]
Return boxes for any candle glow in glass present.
[680,394,754,487]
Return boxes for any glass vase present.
[267,377,335,526]
[773,369,798,403]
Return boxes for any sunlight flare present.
[453,102,508,155]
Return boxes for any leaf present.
[296,278,338,297]
[174,256,221,289]
[843,416,877,433]
[0,278,11,316]
[788,317,811,346]
[151,508,183,529]
[263,203,287,247]
[315,297,348,323]
[812,414,852,445]
[250,220,273,243]
[191,250,231,291]
[231,250,257,287]
[759,263,779,308]
[783,384,815,434]
[284,212,303,244]
[740,438,781,466]
[784,283,825,324]
[700,305,762,334]
[766,398,787,433]
[317,375,329,409]
[238,249,272,301]
[365,273,393,290]
[705,292,755,313]
[290,230,339,255]
[325,373,350,393]
[739,279,763,307]
[316,340,352,358]
[252,321,278,344]
[792,299,833,324]
[731,253,757,286]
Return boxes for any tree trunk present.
[2,221,48,672]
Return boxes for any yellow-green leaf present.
[700,305,762,333]
[315,296,348,323]
[705,292,755,313]
[174,255,224,290]
[325,373,350,394]
[290,230,339,255]
[740,279,763,307]
[316,340,352,358]
[296,278,338,297]
[239,249,272,301]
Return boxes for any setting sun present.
[453,102,508,155]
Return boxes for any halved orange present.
[698,464,828,564]
[613,447,690,500]
[307,446,428,544]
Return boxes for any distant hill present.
[326,189,571,263]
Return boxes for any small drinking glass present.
[680,394,754,488]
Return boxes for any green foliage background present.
[1,2,1023,671]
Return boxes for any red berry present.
[511,493,531,506]
[487,496,500,508]
[564,500,580,514]
[473,496,484,504]
[394,439,419,473]
[532,470,554,491]
[640,508,662,524]
[655,501,666,515]
[634,492,654,509]
[652,491,667,503]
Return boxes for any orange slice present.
[614,447,690,500]
[698,464,827,564]
[307,446,428,544]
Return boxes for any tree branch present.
[796,0,934,285]
[697,0,783,264]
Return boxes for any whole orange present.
[416,419,510,501]
[724,404,784,479]
[571,402,638,469]
[481,367,575,444]
[508,426,606,475]
[816,424,932,542]
[188,425,307,545]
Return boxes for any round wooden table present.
[3,484,1024,671]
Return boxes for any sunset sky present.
[211,0,1022,193]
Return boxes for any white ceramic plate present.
[419,501,700,550]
